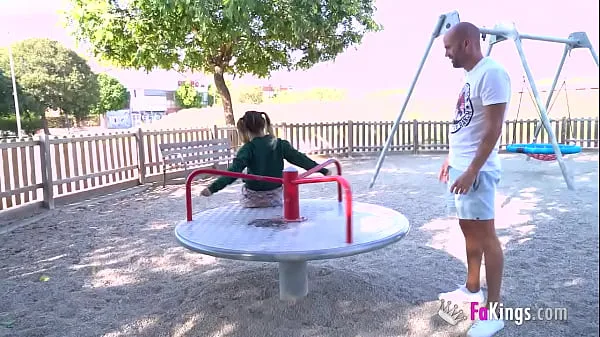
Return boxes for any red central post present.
[282,167,300,221]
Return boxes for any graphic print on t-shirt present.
[450,83,474,134]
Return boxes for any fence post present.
[595,117,599,148]
[560,117,567,143]
[136,128,146,184]
[229,128,239,149]
[412,120,419,154]
[347,120,354,156]
[39,134,54,209]
[213,125,219,139]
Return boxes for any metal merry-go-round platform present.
[174,159,410,300]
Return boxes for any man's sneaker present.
[438,285,485,304]
[467,319,505,337]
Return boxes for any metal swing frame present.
[515,78,579,162]
[369,10,599,191]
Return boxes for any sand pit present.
[1,152,598,337]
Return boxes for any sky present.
[0,0,598,96]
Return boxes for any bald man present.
[437,22,510,337]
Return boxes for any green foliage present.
[0,38,99,124]
[207,84,219,106]
[0,68,43,118]
[236,85,263,104]
[175,82,202,108]
[0,113,43,136]
[65,0,382,75]
[207,88,216,106]
[0,70,12,116]
[64,0,382,124]
[270,88,347,103]
[92,73,128,115]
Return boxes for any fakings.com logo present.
[438,299,469,325]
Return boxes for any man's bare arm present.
[466,103,506,175]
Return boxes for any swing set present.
[369,10,598,191]
[507,77,581,162]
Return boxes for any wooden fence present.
[1,118,597,215]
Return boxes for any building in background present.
[105,109,132,129]
[102,71,212,129]
[261,84,293,100]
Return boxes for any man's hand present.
[450,169,478,194]
[201,188,212,197]
[439,157,450,183]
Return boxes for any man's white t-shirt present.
[449,57,511,172]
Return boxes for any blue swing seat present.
[506,143,582,155]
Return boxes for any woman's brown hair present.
[236,110,275,143]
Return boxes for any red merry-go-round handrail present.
[184,162,354,243]
[293,175,353,243]
[185,169,283,221]
[298,158,343,202]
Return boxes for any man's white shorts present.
[446,166,501,220]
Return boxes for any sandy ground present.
[0,152,598,337]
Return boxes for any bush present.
[0,115,43,136]
[236,86,264,104]
[269,88,347,104]
[175,83,202,108]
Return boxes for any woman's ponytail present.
[261,112,275,136]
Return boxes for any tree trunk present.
[64,112,71,130]
[213,66,235,126]
[41,114,50,135]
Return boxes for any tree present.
[64,0,382,125]
[92,73,128,115]
[207,80,233,106]
[0,69,41,117]
[0,69,45,136]
[0,70,12,117]
[175,82,202,109]
[0,38,99,133]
